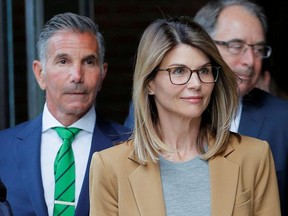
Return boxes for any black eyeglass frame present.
[214,39,272,59]
[156,64,220,85]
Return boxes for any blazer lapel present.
[14,115,48,216]
[209,145,239,216]
[129,160,166,216]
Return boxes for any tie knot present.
[53,127,81,142]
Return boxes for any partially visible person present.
[255,70,271,92]
[0,12,130,216]
[255,61,271,93]
[90,17,280,216]
[256,59,288,99]
[123,101,134,128]
[194,0,288,214]
[0,179,13,216]
[255,58,277,94]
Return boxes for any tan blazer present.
[89,134,280,216]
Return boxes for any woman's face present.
[148,44,215,122]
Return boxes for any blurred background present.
[0,0,287,129]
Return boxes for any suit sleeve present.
[254,141,281,216]
[89,152,118,216]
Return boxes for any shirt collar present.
[42,103,96,133]
[230,98,243,133]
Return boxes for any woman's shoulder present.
[227,133,271,161]
[97,139,134,158]
[230,133,269,148]
[91,139,141,176]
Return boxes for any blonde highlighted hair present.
[131,17,239,164]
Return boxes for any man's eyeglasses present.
[156,64,220,85]
[214,40,272,59]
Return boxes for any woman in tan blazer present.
[89,17,280,216]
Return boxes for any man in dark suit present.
[0,12,130,216]
[194,0,288,215]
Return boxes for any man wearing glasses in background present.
[194,0,288,215]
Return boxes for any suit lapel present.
[129,160,166,216]
[14,115,48,216]
[209,145,239,216]
[238,106,265,137]
[76,119,130,215]
[76,123,112,215]
[238,89,265,137]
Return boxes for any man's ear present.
[102,62,108,80]
[33,60,46,90]
[97,62,108,92]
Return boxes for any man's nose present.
[241,46,255,67]
[70,64,83,83]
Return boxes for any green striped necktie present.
[53,127,81,216]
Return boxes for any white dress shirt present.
[230,99,243,133]
[40,104,95,216]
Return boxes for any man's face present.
[213,5,265,97]
[33,30,107,125]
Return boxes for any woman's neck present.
[158,116,202,162]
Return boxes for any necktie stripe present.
[55,180,75,200]
[55,162,75,182]
[52,127,80,216]
[66,128,78,138]
[57,145,72,162]
[56,205,72,216]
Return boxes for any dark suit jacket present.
[0,113,131,216]
[239,88,288,215]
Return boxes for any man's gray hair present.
[37,12,105,65]
[194,0,268,38]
